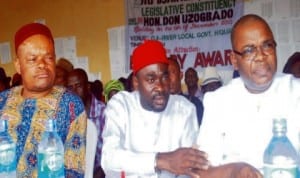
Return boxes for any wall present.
[1,0,300,84]
[0,0,125,83]
[202,0,300,84]
[244,0,300,73]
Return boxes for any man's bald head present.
[231,14,274,49]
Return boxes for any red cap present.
[131,40,169,74]
[14,23,54,53]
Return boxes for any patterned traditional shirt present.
[0,86,87,178]
[88,94,106,170]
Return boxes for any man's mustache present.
[152,92,166,99]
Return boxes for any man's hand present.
[156,147,210,178]
[229,162,263,178]
[195,162,263,178]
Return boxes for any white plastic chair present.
[85,119,98,178]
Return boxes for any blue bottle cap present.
[45,119,57,132]
[0,119,8,132]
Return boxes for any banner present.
[126,0,244,72]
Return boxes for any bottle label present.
[0,147,15,166]
[264,164,298,178]
[38,152,65,178]
[0,144,16,175]
[0,171,16,178]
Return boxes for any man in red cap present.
[101,40,209,178]
[0,23,87,177]
[102,40,261,178]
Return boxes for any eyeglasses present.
[233,40,277,61]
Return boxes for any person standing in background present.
[11,72,22,87]
[91,80,105,102]
[184,67,203,101]
[200,66,223,96]
[54,65,68,86]
[0,67,11,92]
[56,57,74,73]
[283,52,300,78]
[55,57,74,87]
[67,68,106,178]
[102,40,260,178]
[101,40,209,178]
[0,23,86,177]
[103,79,125,102]
[168,58,204,127]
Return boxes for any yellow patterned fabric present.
[0,86,87,178]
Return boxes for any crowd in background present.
[2,51,299,97]
[0,47,300,178]
[0,49,299,178]
[1,14,300,178]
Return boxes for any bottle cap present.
[272,118,287,133]
[0,119,8,132]
[45,119,57,132]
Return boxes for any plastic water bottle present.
[0,119,16,178]
[38,119,65,178]
[263,118,299,178]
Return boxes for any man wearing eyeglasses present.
[195,14,300,176]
